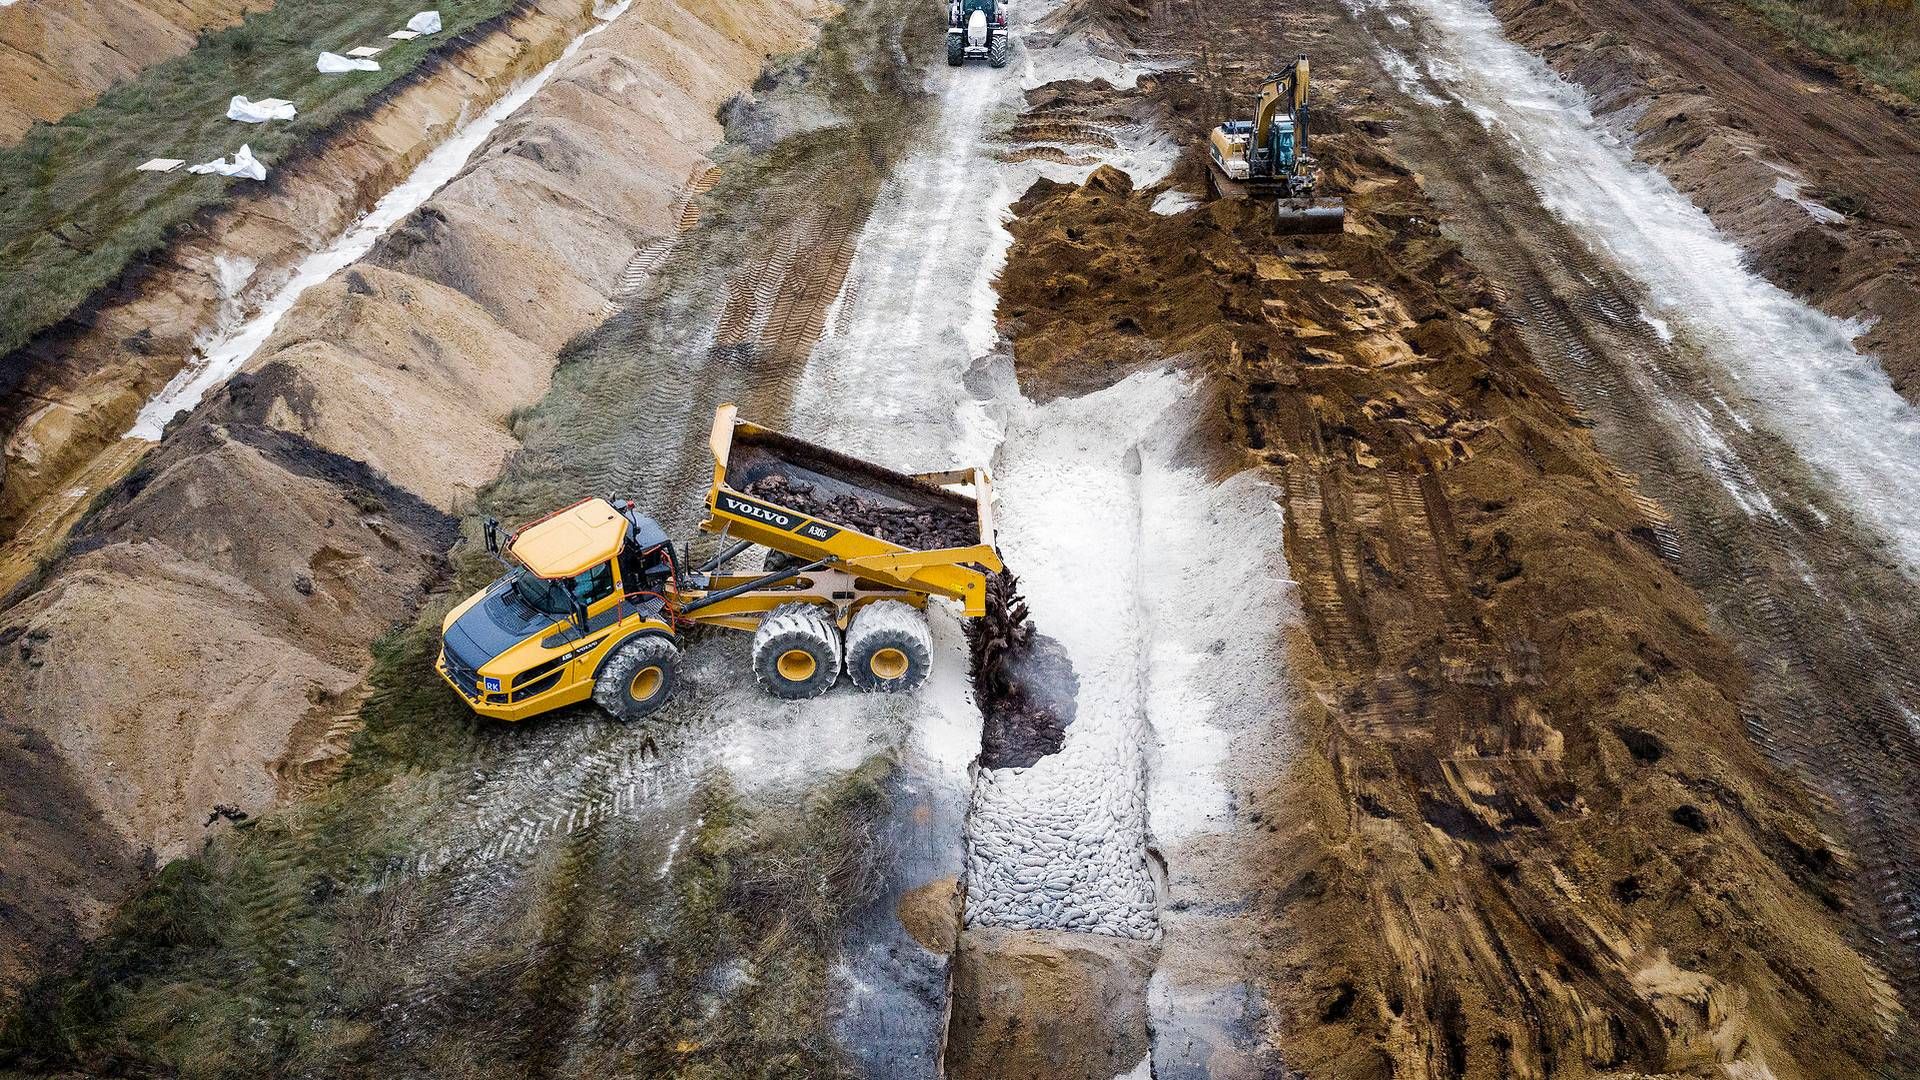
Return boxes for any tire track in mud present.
[1346,2,1920,1062]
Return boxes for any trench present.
[0,0,620,599]
[1344,0,1920,1058]
[788,5,1306,1073]
[130,0,634,440]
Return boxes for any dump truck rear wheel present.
[947,34,965,66]
[593,635,679,721]
[846,601,932,693]
[987,35,1011,68]
[752,603,841,699]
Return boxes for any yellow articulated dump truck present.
[436,405,1001,722]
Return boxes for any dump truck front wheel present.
[752,603,842,699]
[846,601,932,693]
[594,635,679,721]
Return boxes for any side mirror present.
[483,517,501,555]
[571,598,590,635]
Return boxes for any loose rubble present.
[742,473,979,550]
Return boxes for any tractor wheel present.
[845,601,932,693]
[593,635,679,721]
[947,33,965,66]
[987,33,1012,68]
[751,603,842,699]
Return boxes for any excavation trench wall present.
[983,0,1902,1074]
[0,0,273,143]
[0,0,821,1010]
[0,0,596,558]
[1487,0,1920,402]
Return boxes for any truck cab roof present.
[511,498,630,579]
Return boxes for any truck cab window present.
[570,562,614,606]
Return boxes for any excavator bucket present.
[1276,197,1346,234]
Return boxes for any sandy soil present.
[1491,0,1920,401]
[0,0,273,143]
[0,0,821,1010]
[991,3,1897,1073]
[0,0,596,551]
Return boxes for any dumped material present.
[407,10,443,33]
[225,96,297,123]
[317,52,381,73]
[966,572,1076,769]
[187,144,266,180]
[742,473,978,550]
[135,158,185,173]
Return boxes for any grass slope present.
[0,0,526,361]
[1736,0,1920,102]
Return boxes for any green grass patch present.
[1736,0,1920,103]
[0,0,533,360]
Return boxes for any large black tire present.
[845,600,932,693]
[947,33,965,66]
[593,635,679,721]
[751,603,842,699]
[986,33,1011,68]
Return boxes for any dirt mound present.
[0,0,825,1011]
[0,0,598,548]
[0,0,271,144]
[965,572,1076,769]
[993,46,1894,1077]
[237,266,548,508]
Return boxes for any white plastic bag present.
[188,144,267,180]
[406,10,441,33]
[225,95,297,123]
[317,51,380,72]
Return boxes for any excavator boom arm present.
[1251,55,1311,178]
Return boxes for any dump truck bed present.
[705,405,1000,614]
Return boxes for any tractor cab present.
[948,0,1011,67]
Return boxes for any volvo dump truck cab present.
[437,406,1000,722]
[948,0,1011,67]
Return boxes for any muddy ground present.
[1491,0,1920,402]
[991,0,1901,1075]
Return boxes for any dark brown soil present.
[966,572,1076,769]
[743,472,980,550]
[992,7,1896,1072]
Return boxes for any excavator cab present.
[948,0,1011,68]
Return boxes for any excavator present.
[1206,55,1346,233]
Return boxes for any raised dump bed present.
[705,404,1000,614]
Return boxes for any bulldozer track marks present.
[1342,6,1920,1063]
[605,163,729,315]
